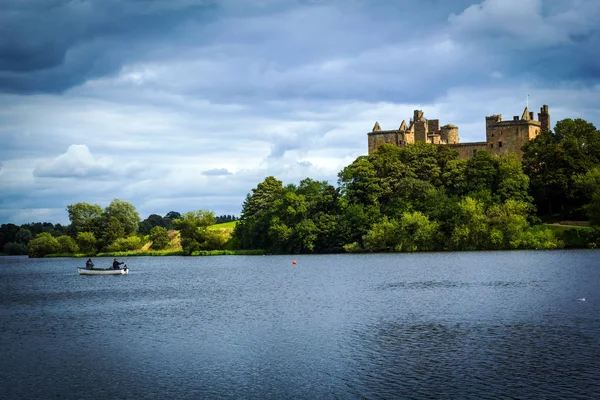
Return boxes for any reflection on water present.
[1,251,600,399]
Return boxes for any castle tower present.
[413,110,428,143]
[538,105,550,131]
[485,107,541,159]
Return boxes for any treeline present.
[233,118,600,253]
[1,202,238,256]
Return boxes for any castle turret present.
[373,121,381,132]
[538,105,550,131]
[440,124,459,144]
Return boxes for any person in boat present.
[85,258,94,269]
[112,258,124,269]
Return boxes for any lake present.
[1,250,600,399]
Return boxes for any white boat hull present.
[78,267,129,275]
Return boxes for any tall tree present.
[103,199,140,236]
[234,176,285,250]
[67,203,103,236]
[522,118,600,218]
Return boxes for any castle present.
[367,105,550,159]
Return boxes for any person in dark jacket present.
[113,258,124,269]
[86,258,94,269]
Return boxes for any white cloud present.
[34,145,114,178]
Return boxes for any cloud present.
[33,145,112,178]
[32,144,146,179]
[202,168,232,176]
[1,0,600,225]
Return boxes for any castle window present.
[498,141,502,148]
[490,143,494,149]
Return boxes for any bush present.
[76,232,98,254]
[28,233,60,258]
[105,236,143,252]
[57,235,79,253]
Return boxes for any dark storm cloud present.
[0,0,218,93]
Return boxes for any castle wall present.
[368,131,399,153]
[448,142,487,159]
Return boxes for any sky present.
[1,0,600,225]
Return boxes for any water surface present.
[1,251,599,399]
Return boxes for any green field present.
[207,221,238,230]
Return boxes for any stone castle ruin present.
[367,105,550,159]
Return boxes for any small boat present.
[78,266,129,275]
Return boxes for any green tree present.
[0,223,20,250]
[363,217,400,252]
[522,118,600,218]
[3,242,28,255]
[56,235,79,253]
[67,202,103,236]
[164,211,181,229]
[396,211,439,252]
[575,167,600,226]
[174,210,216,254]
[103,216,125,246]
[28,232,60,258]
[76,232,98,254]
[496,154,533,204]
[234,176,285,250]
[139,214,166,235]
[486,200,531,249]
[149,226,169,250]
[104,199,140,236]
[450,197,489,250]
[15,228,33,245]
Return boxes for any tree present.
[149,226,169,250]
[103,199,140,236]
[56,235,79,253]
[103,216,125,246]
[234,176,285,250]
[173,210,216,254]
[575,167,600,226]
[0,223,20,250]
[450,197,489,251]
[522,118,600,218]
[495,154,532,204]
[139,214,166,235]
[15,228,33,245]
[28,233,60,258]
[396,211,439,252]
[363,217,400,252]
[164,211,181,229]
[3,242,28,255]
[67,202,103,236]
[76,232,98,254]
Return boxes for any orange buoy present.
[292,260,297,265]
